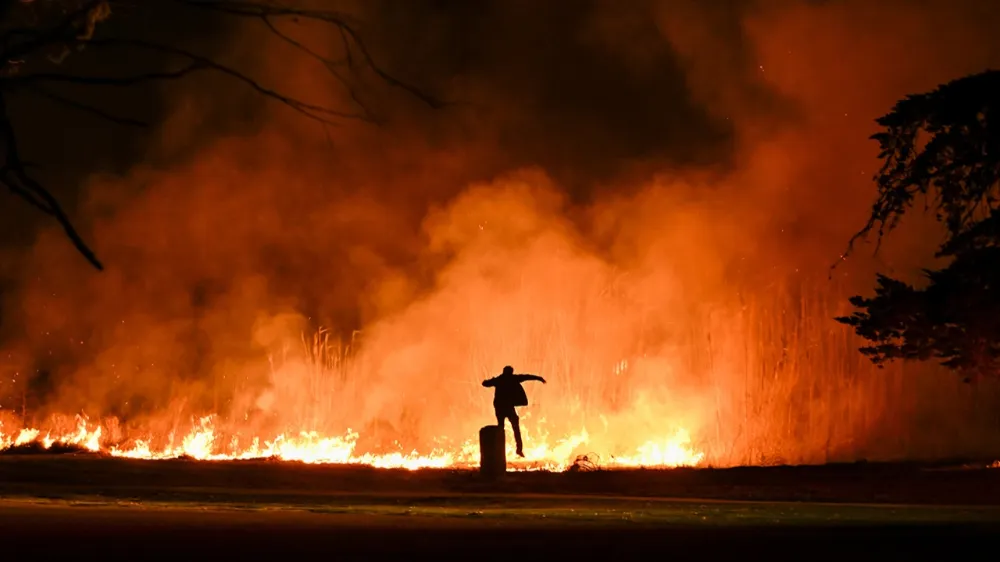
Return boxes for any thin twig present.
[27,83,149,127]
[176,0,445,109]
[259,16,372,119]
[9,39,371,125]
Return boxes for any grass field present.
[1,453,1000,508]
[5,494,1000,527]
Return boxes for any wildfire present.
[0,415,704,471]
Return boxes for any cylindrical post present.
[479,425,506,477]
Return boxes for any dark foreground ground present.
[2,453,999,504]
[2,500,996,561]
[1,454,999,560]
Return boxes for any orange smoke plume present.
[2,0,1000,469]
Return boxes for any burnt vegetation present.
[839,70,1000,383]
[0,0,440,270]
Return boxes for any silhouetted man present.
[482,365,546,457]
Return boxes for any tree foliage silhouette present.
[0,0,440,270]
[837,70,1000,382]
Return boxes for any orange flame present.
[0,414,703,471]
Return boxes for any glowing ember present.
[0,415,704,471]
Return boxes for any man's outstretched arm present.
[482,377,498,387]
[515,374,546,383]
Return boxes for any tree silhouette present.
[0,0,440,270]
[837,70,1000,382]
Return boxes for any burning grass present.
[0,441,94,456]
[0,412,702,471]
[3,271,1000,471]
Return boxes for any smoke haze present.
[2,0,1000,465]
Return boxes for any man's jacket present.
[482,373,543,408]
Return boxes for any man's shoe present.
[516,449,525,458]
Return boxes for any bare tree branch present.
[10,61,202,86]
[175,0,446,109]
[0,91,104,270]
[258,15,372,122]
[27,83,149,127]
[1,1,109,64]
[0,0,444,270]
[10,38,373,124]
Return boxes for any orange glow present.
[0,414,703,471]
[3,1,1000,473]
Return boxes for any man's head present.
[502,365,514,375]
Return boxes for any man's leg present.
[494,408,505,429]
[508,410,524,457]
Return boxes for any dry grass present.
[244,272,1000,467]
[4,271,999,468]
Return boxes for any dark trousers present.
[494,405,523,452]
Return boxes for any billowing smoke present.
[2,0,1000,466]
